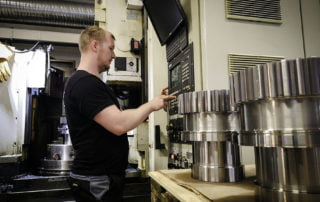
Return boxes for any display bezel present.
[143,0,187,45]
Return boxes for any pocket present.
[89,176,111,200]
[68,177,94,201]
[68,177,84,192]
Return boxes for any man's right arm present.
[93,94,175,136]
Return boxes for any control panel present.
[166,42,194,169]
[166,26,188,62]
[168,43,195,115]
[166,42,194,155]
[167,118,183,143]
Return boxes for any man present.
[64,26,175,201]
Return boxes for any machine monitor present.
[143,0,187,45]
[170,63,181,89]
[169,63,182,93]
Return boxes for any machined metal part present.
[179,90,243,182]
[230,57,320,199]
[40,144,74,176]
[40,159,72,171]
[242,57,320,104]
[192,165,244,183]
[255,147,320,193]
[182,131,238,142]
[46,144,74,161]
[183,112,239,134]
[239,97,320,147]
[240,130,320,148]
[308,57,320,95]
[192,141,243,182]
[230,57,320,104]
[39,159,73,176]
[178,90,234,114]
[257,186,320,202]
[194,142,241,167]
[235,71,242,104]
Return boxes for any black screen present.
[170,63,181,89]
[143,0,186,45]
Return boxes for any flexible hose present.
[0,0,94,28]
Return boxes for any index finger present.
[161,87,169,92]
[163,95,176,100]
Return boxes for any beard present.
[99,65,109,73]
[104,65,109,72]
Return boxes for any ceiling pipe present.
[0,0,94,28]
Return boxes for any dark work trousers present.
[68,174,125,202]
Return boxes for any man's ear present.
[89,40,98,52]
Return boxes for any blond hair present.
[79,26,115,53]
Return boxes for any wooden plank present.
[149,171,211,202]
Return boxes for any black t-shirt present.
[64,70,129,176]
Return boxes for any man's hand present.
[150,87,175,112]
[150,94,176,111]
[94,86,175,135]
[161,87,169,96]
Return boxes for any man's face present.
[97,32,115,73]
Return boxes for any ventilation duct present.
[0,0,94,28]
[225,0,282,24]
[228,54,284,75]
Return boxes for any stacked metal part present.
[39,117,74,176]
[178,90,243,182]
[39,144,73,176]
[229,57,320,201]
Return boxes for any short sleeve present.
[71,76,115,119]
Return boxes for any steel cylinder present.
[46,144,74,161]
[230,57,320,201]
[179,90,243,182]
[192,141,243,182]
[39,144,74,176]
[255,147,320,193]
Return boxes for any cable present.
[5,41,40,53]
[299,0,306,58]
